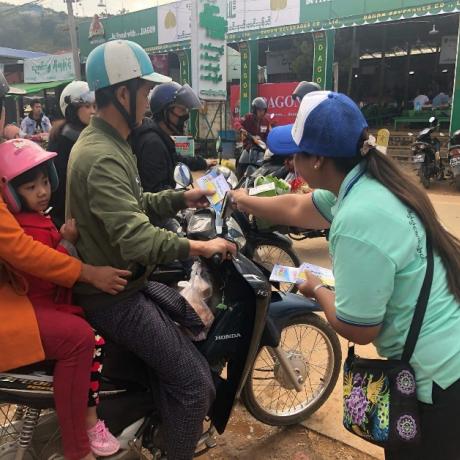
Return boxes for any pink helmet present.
[0,139,58,213]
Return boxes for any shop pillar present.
[176,49,192,85]
[451,22,460,134]
[177,49,197,137]
[312,30,335,90]
[239,41,259,116]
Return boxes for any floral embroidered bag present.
[343,239,434,448]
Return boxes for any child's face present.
[17,171,51,213]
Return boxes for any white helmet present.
[60,81,95,117]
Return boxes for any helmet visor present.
[174,84,202,110]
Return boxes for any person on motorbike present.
[0,139,123,459]
[66,39,236,460]
[235,97,272,178]
[131,81,216,193]
[20,99,51,139]
[236,96,271,150]
[48,81,96,228]
[231,91,460,460]
[291,81,321,102]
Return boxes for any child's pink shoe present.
[87,420,120,457]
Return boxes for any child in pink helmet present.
[0,139,120,460]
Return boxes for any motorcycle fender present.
[259,293,322,348]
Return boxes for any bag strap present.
[401,238,434,363]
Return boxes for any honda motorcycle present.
[410,116,445,189]
[0,187,341,459]
[448,129,460,191]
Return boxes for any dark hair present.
[95,78,142,109]
[49,104,85,143]
[333,131,460,301]
[30,99,41,108]
[11,163,49,189]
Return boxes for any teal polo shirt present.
[313,163,460,403]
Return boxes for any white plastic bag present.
[179,262,214,338]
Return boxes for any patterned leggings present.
[87,332,105,407]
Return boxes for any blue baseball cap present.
[267,91,368,158]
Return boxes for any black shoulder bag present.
[343,238,434,448]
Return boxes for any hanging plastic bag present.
[179,261,214,340]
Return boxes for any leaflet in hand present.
[298,263,335,287]
[270,263,335,287]
[196,171,230,213]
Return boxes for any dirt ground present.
[202,405,375,460]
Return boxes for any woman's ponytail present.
[333,130,460,300]
[366,146,460,301]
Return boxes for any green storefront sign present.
[227,1,460,42]
[78,8,158,58]
[312,30,335,90]
[239,41,259,116]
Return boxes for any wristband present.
[313,284,327,296]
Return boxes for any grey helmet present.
[292,81,321,102]
[251,97,267,114]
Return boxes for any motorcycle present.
[235,132,267,180]
[448,129,460,191]
[201,164,300,294]
[409,116,445,189]
[0,182,341,459]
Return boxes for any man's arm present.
[19,118,29,138]
[143,189,187,222]
[87,157,190,266]
[178,153,207,171]
[135,134,174,193]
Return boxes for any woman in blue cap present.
[231,91,460,460]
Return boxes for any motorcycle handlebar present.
[211,253,223,265]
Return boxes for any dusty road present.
[204,183,459,460]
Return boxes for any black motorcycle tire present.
[241,314,341,426]
[419,166,430,189]
[252,242,300,294]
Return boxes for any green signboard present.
[239,41,259,116]
[312,30,335,90]
[78,9,158,58]
[227,0,460,42]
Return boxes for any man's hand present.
[80,265,132,295]
[60,218,79,245]
[206,159,218,167]
[297,270,323,299]
[189,238,237,260]
[229,188,250,212]
[184,188,214,209]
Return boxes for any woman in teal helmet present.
[231,91,460,459]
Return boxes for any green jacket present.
[66,116,190,308]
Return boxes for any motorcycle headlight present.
[227,217,246,250]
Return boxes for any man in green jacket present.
[66,40,235,460]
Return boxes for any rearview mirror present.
[429,116,436,124]
[216,136,222,153]
[174,163,193,188]
[408,132,414,137]
[439,132,445,137]
[269,113,275,120]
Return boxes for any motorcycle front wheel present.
[252,243,300,293]
[419,165,430,189]
[241,314,341,426]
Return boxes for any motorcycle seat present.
[2,360,54,376]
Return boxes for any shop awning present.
[7,80,73,95]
